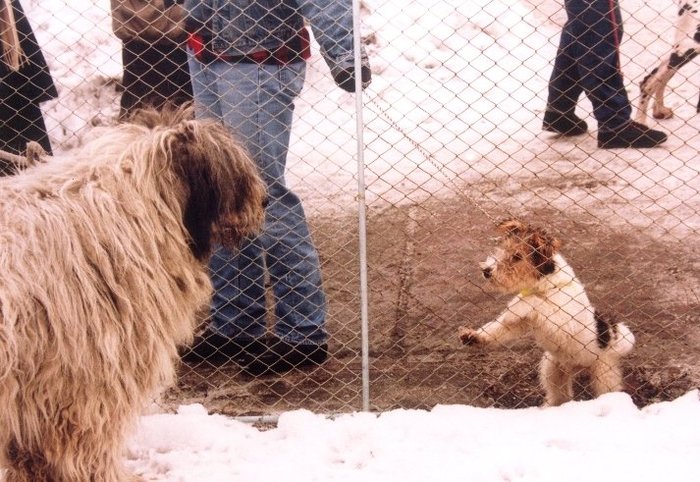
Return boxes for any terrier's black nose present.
[482,267,492,279]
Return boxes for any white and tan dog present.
[0,108,266,482]
[458,219,635,406]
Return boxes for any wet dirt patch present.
[167,185,700,416]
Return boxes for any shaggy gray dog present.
[0,108,266,481]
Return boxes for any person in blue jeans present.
[181,0,371,375]
[542,0,667,148]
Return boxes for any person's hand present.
[333,65,372,93]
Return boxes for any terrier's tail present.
[595,310,635,356]
[610,321,635,356]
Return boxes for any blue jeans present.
[188,53,327,346]
[546,0,632,131]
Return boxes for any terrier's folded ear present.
[497,218,527,238]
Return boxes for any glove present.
[333,65,372,93]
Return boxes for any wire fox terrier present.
[458,219,635,406]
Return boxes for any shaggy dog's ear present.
[164,119,265,260]
[527,228,561,276]
[169,122,224,259]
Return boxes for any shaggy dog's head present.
[126,107,267,260]
[480,219,562,293]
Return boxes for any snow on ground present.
[126,391,700,481]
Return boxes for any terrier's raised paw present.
[458,327,482,346]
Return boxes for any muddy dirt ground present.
[164,179,700,419]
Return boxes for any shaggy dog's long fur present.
[0,108,266,481]
[458,219,635,407]
[636,0,700,124]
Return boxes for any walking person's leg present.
[543,5,588,136]
[569,0,667,148]
[570,0,630,130]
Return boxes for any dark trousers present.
[120,40,193,119]
[0,99,52,157]
[546,0,632,130]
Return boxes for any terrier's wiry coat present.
[0,107,266,481]
[458,219,635,407]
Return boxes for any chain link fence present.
[6,0,699,419]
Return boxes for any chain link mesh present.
[7,0,699,417]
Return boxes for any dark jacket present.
[0,0,57,106]
[0,0,58,156]
[111,0,192,118]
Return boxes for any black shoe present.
[543,111,588,136]
[243,338,328,376]
[181,331,265,366]
[597,121,667,148]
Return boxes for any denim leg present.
[265,182,327,345]
[188,51,269,338]
[209,242,268,338]
[190,56,327,345]
[546,20,584,114]
[187,51,222,120]
[563,0,631,129]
